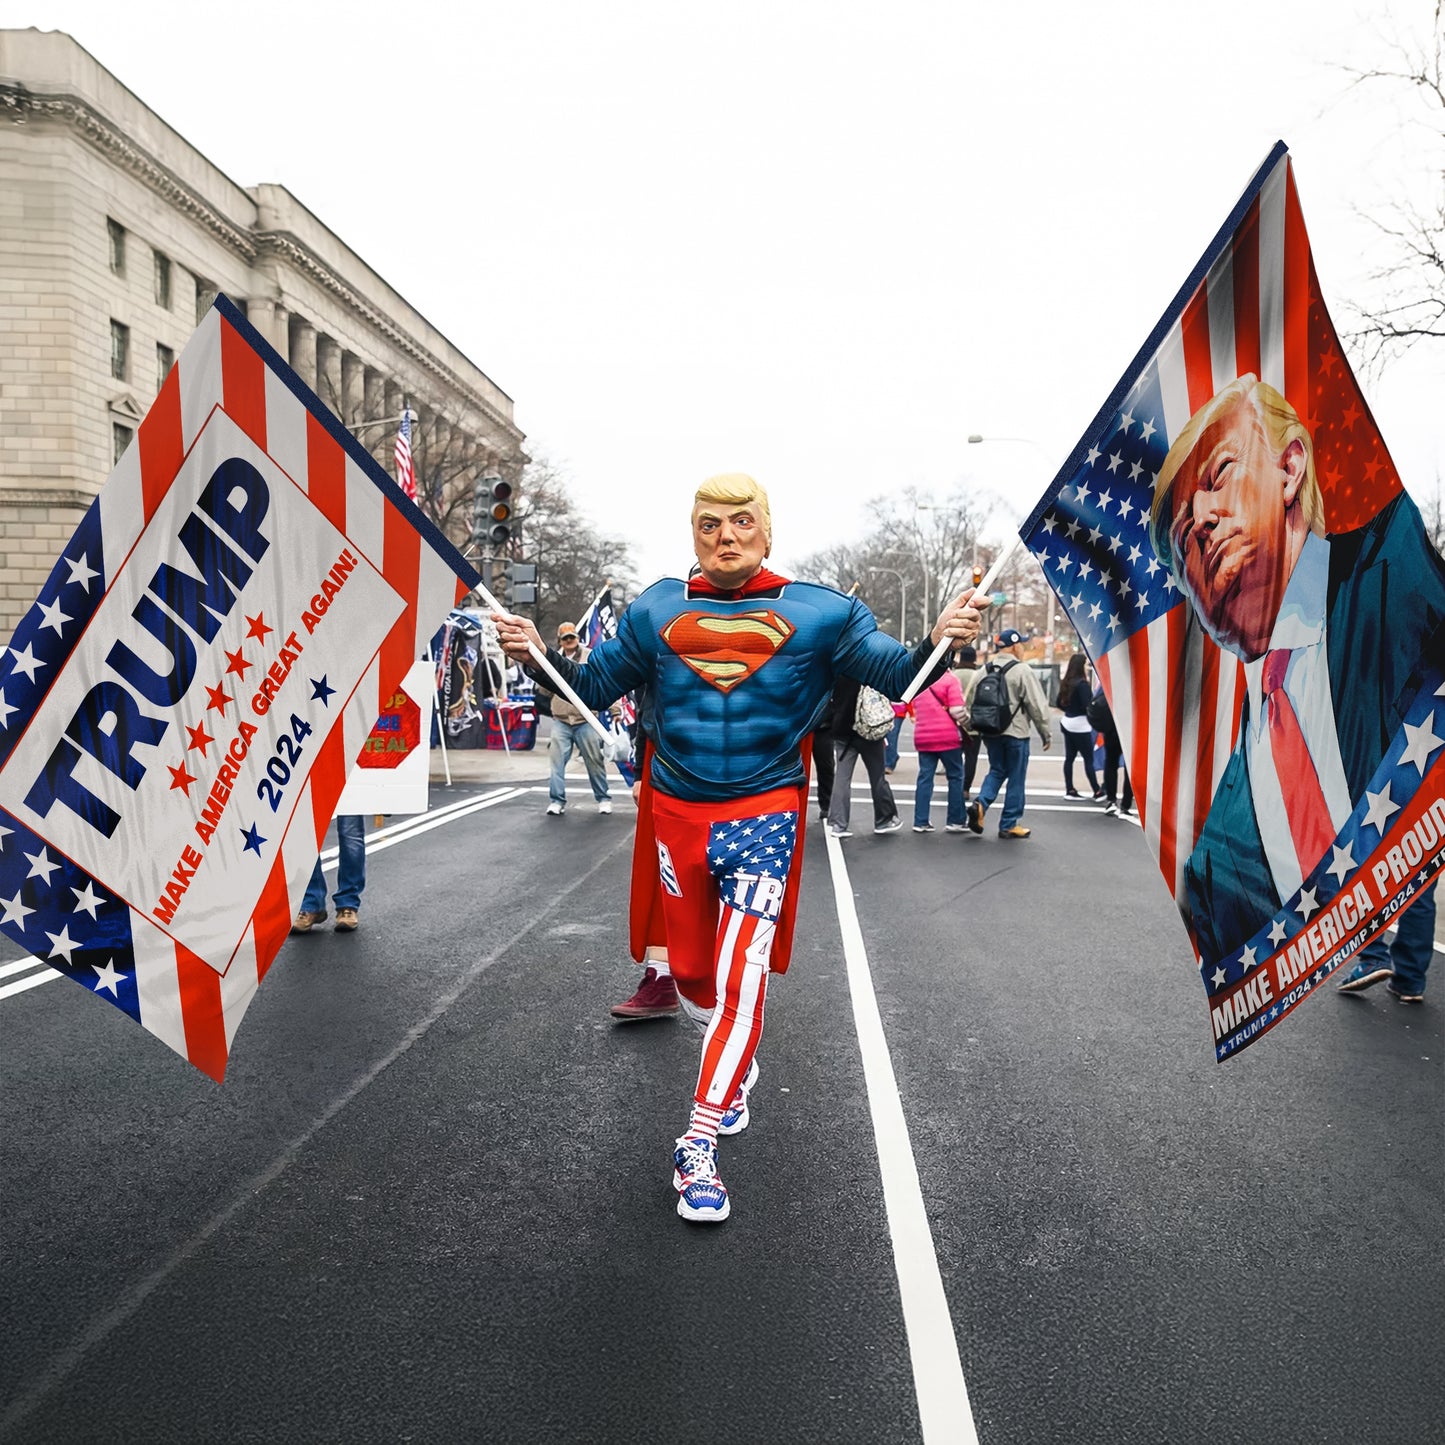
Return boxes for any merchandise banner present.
[335,658,434,815]
[1018,141,1445,1060]
[0,297,478,1080]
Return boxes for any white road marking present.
[823,828,980,1445]
[0,787,545,1002]
[313,786,533,867]
[0,966,58,1000]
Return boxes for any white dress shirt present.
[1241,532,1353,902]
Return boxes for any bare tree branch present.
[1337,2,1445,372]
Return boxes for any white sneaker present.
[598,799,612,814]
[718,1059,760,1137]
[545,801,565,816]
[828,825,852,838]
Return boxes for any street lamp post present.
[867,565,907,642]
[967,433,1058,664]
[348,408,416,438]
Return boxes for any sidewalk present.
[427,742,549,787]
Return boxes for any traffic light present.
[474,475,514,547]
[492,559,538,606]
[971,565,984,588]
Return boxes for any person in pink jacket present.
[900,670,970,832]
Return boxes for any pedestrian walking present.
[811,714,836,820]
[827,675,903,837]
[493,472,981,1223]
[1336,878,1437,1002]
[540,622,615,816]
[1090,689,1134,817]
[951,644,983,801]
[1058,654,1104,800]
[964,629,1051,839]
[291,814,365,933]
[907,672,969,833]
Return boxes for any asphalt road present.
[1,738,1441,1444]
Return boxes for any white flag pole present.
[480,581,615,746]
[899,534,1026,704]
[425,642,452,786]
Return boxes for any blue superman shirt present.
[545,574,943,802]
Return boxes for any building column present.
[340,352,364,428]
[250,298,288,354]
[288,315,316,390]
[316,335,342,415]
[363,367,385,428]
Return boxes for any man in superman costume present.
[494,475,981,1223]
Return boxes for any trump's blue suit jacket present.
[1183,492,1445,968]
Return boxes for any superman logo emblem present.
[660,609,796,692]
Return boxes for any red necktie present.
[1262,649,1334,876]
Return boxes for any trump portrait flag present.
[0,296,479,1081]
[1020,142,1445,1061]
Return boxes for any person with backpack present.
[963,628,1052,839]
[1058,653,1105,800]
[825,674,904,837]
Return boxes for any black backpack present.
[1086,689,1112,732]
[969,658,1017,736]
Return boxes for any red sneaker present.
[610,966,680,1021]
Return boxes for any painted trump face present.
[1165,391,1308,660]
[692,501,768,590]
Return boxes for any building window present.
[110,319,129,381]
[113,422,133,465]
[157,342,175,389]
[195,278,217,323]
[154,251,171,309]
[107,218,126,275]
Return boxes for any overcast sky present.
[20,0,1444,587]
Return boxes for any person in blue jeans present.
[541,623,615,816]
[1336,877,1437,1002]
[884,712,904,773]
[291,814,366,933]
[963,631,1051,839]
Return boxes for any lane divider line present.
[0,968,58,1000]
[823,828,980,1445]
[0,789,541,1001]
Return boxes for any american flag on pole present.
[0,298,479,1081]
[1021,142,1445,1061]
[394,405,417,502]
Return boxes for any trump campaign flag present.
[1020,142,1445,1061]
[0,297,479,1081]
[578,584,618,650]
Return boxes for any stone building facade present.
[0,28,526,638]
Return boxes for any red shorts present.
[629,750,811,1006]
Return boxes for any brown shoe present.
[334,908,359,932]
[291,909,327,934]
[610,966,680,1021]
[999,825,1032,840]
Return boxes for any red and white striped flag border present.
[0,295,480,1081]
[1019,141,1445,1060]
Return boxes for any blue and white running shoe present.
[717,1059,760,1137]
[672,1135,730,1223]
